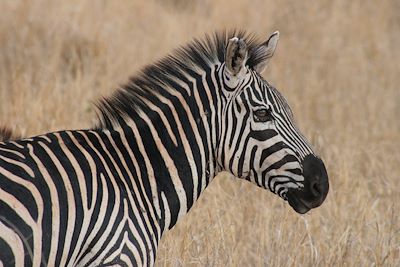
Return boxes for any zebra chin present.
[286,155,329,214]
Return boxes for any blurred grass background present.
[0,0,399,266]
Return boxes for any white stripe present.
[0,155,34,177]
[0,220,25,267]
[0,147,26,158]
[161,192,171,230]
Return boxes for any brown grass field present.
[1,0,399,266]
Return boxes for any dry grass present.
[1,0,399,266]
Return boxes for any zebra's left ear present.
[252,31,279,73]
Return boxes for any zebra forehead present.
[244,77,293,117]
[257,81,294,118]
[95,30,270,129]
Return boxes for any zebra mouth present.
[286,191,311,214]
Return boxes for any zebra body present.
[1,129,169,266]
[0,31,329,266]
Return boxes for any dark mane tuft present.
[0,126,20,142]
[95,30,265,129]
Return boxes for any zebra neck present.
[118,106,220,233]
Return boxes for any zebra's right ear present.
[225,37,248,76]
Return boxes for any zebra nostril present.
[310,180,322,197]
[301,154,329,201]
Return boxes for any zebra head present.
[217,32,329,214]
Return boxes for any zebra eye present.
[254,108,272,122]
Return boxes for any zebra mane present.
[95,30,267,129]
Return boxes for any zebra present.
[0,30,329,266]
